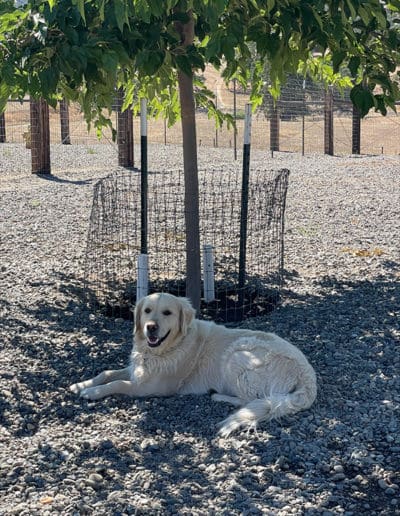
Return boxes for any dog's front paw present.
[70,382,85,395]
[79,386,105,401]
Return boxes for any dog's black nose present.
[147,323,158,334]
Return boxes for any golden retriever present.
[70,293,317,436]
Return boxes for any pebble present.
[378,478,391,490]
[331,473,346,482]
[85,473,104,490]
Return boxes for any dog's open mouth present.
[147,330,171,348]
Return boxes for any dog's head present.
[134,293,196,353]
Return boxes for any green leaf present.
[266,0,275,14]
[136,49,165,75]
[99,0,105,21]
[39,67,60,94]
[348,56,360,78]
[114,0,129,32]
[73,0,86,24]
[176,54,192,76]
[345,0,357,20]
[374,95,387,116]
[332,51,346,73]
[350,84,375,117]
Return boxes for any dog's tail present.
[218,378,317,438]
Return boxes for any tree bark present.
[30,98,51,174]
[175,11,201,313]
[117,88,134,168]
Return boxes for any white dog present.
[70,293,317,436]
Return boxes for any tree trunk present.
[30,98,51,174]
[175,11,201,313]
[117,90,134,168]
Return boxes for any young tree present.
[1,0,399,310]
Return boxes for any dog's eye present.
[163,310,172,316]
[144,307,151,314]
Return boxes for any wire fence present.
[84,167,289,322]
[2,90,400,157]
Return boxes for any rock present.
[85,473,104,490]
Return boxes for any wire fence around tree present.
[84,167,289,323]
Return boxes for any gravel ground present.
[0,143,399,515]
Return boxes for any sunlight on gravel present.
[0,144,399,515]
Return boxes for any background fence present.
[1,85,400,168]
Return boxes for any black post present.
[140,98,148,255]
[0,112,5,143]
[215,91,218,148]
[238,104,252,311]
[301,79,306,156]
[352,104,361,154]
[324,87,334,155]
[270,102,280,152]
[233,79,237,160]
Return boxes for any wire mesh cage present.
[84,167,289,323]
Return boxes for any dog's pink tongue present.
[148,336,159,345]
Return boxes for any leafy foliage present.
[1,0,400,129]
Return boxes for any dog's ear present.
[179,297,196,336]
[134,297,146,335]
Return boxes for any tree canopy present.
[1,0,400,127]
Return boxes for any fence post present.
[238,103,252,311]
[270,102,280,152]
[352,105,361,154]
[59,98,71,144]
[117,89,134,168]
[30,98,51,174]
[136,254,149,301]
[140,98,148,255]
[203,244,215,303]
[0,112,5,143]
[233,78,237,160]
[324,87,334,155]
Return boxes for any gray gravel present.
[1,143,399,515]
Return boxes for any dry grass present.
[3,70,400,156]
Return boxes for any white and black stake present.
[136,253,149,301]
[238,103,252,306]
[203,244,215,303]
[140,98,148,254]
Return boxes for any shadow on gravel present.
[1,272,399,433]
[1,271,399,513]
[36,173,95,186]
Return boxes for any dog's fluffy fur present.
[70,293,317,436]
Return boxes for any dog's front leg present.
[80,378,170,400]
[70,367,131,395]
[79,375,175,401]
[79,379,138,400]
